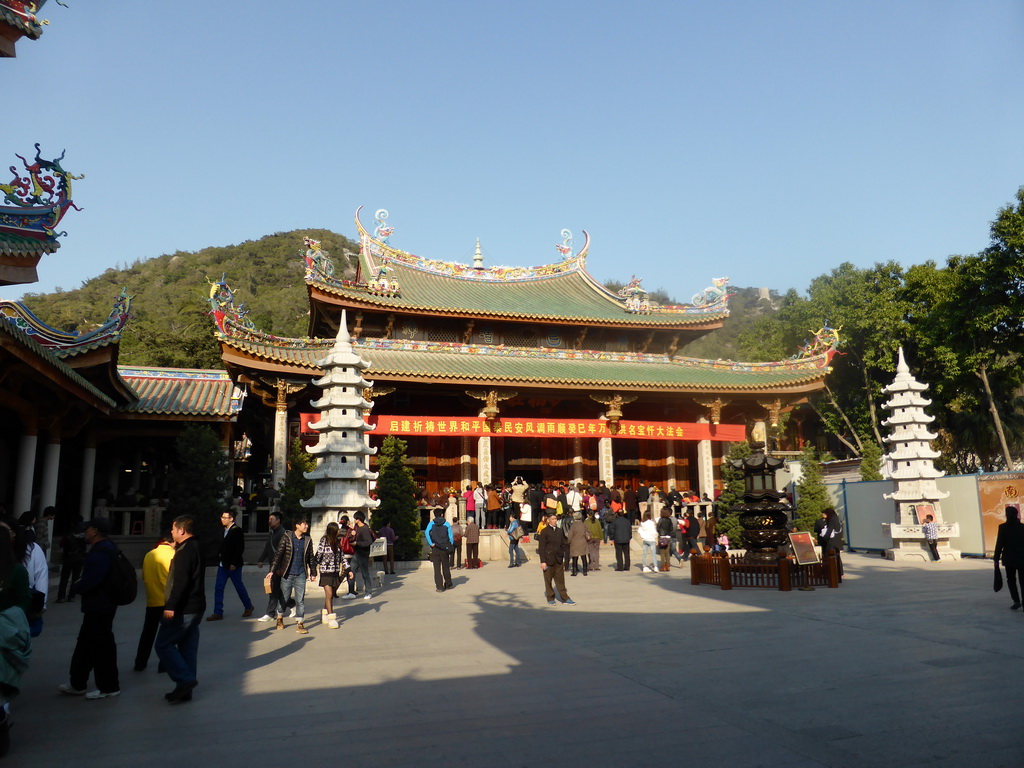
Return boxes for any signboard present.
[369,415,745,441]
[977,473,1024,554]
[789,531,821,565]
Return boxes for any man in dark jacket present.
[612,510,633,572]
[155,516,206,703]
[994,505,1024,609]
[351,511,375,599]
[59,517,121,699]
[256,511,286,621]
[538,512,574,606]
[207,508,253,621]
[270,518,315,632]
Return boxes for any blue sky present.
[4,1,1023,303]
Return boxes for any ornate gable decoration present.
[0,144,83,240]
[354,207,590,283]
[207,273,330,350]
[618,276,652,314]
[0,287,132,352]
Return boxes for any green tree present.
[372,436,422,561]
[715,441,751,545]
[794,446,831,533]
[741,262,911,456]
[859,440,883,481]
[280,439,315,522]
[165,425,232,562]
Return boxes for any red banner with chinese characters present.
[368,415,745,441]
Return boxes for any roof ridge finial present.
[473,238,484,270]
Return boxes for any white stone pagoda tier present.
[881,348,959,561]
[301,310,380,540]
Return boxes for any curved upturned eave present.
[217,336,829,395]
[307,283,727,330]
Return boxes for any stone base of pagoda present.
[883,522,961,562]
[884,544,962,561]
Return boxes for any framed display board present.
[913,503,935,524]
[789,531,821,565]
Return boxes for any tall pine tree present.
[716,440,751,546]
[795,445,832,532]
[372,436,422,561]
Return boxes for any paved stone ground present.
[9,549,1024,767]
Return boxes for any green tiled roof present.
[119,367,244,417]
[0,232,58,256]
[314,265,727,327]
[0,318,115,408]
[308,212,730,328]
[220,335,829,393]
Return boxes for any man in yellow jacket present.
[134,533,176,671]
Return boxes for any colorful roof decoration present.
[0,288,133,356]
[118,367,245,417]
[1,144,82,240]
[0,1,46,43]
[300,209,731,327]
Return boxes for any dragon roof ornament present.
[792,322,841,367]
[0,144,83,240]
[353,207,590,283]
[207,273,331,349]
[0,287,132,352]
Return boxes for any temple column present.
[80,434,97,522]
[572,437,584,486]
[13,431,37,516]
[597,420,614,486]
[460,436,472,488]
[665,440,678,491]
[477,436,492,486]
[39,433,61,561]
[272,380,290,487]
[696,417,714,499]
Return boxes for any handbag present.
[994,562,1003,592]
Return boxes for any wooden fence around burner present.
[690,553,840,591]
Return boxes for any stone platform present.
[12,550,1024,767]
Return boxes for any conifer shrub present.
[371,436,423,560]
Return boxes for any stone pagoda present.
[881,348,959,561]
[301,311,380,540]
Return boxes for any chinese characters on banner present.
[367,415,745,442]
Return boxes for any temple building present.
[215,209,839,497]
[1,147,242,545]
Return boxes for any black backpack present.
[429,522,453,552]
[104,546,139,606]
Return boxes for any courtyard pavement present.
[10,548,1023,768]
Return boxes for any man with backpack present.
[59,518,122,700]
[424,509,454,592]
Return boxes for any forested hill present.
[20,229,359,369]
[18,230,777,368]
